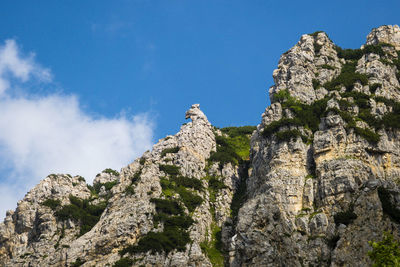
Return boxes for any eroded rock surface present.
[2,25,400,267]
[231,25,400,266]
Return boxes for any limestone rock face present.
[0,104,245,267]
[231,25,400,266]
[366,25,400,50]
[2,25,400,267]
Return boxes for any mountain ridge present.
[1,24,400,266]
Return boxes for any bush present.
[312,79,321,89]
[354,127,380,144]
[382,113,400,129]
[368,232,400,267]
[335,46,363,60]
[220,126,256,137]
[370,83,381,93]
[71,258,85,267]
[131,169,142,184]
[262,118,302,137]
[153,214,194,230]
[358,109,381,129]
[150,198,184,216]
[91,181,118,194]
[363,44,386,57]
[209,135,243,166]
[159,164,180,176]
[42,199,61,210]
[342,91,370,108]
[208,177,227,191]
[112,257,134,267]
[176,187,203,212]
[309,31,323,37]
[275,129,308,143]
[54,195,107,236]
[124,185,135,195]
[320,64,335,70]
[171,176,203,191]
[273,89,297,103]
[200,223,224,267]
[323,62,368,91]
[121,198,194,255]
[103,168,119,176]
[121,227,191,255]
[160,147,180,158]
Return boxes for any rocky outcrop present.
[0,104,251,267]
[2,25,400,267]
[231,25,400,266]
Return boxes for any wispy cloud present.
[0,39,154,219]
[0,39,51,94]
[90,19,133,36]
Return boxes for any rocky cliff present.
[1,25,400,267]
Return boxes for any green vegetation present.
[335,46,363,60]
[159,164,180,176]
[354,127,380,144]
[378,187,400,223]
[312,78,321,89]
[200,223,224,267]
[70,258,85,267]
[175,187,203,212]
[209,135,241,166]
[160,177,204,212]
[171,176,203,191]
[209,126,256,167]
[267,87,400,144]
[112,257,134,267]
[124,185,135,195]
[103,168,119,176]
[89,181,118,195]
[160,146,180,158]
[42,199,61,210]
[263,91,329,141]
[206,175,228,208]
[120,197,193,255]
[54,195,107,236]
[309,31,323,37]
[208,176,227,192]
[77,176,85,182]
[230,161,250,223]
[334,205,357,226]
[370,83,382,93]
[275,129,308,143]
[320,64,335,70]
[323,61,368,91]
[131,169,142,184]
[151,198,184,215]
[220,126,256,137]
[121,227,190,254]
[368,232,400,267]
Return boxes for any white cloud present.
[0,39,51,94]
[0,39,154,219]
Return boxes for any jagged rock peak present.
[185,103,208,122]
[269,24,400,106]
[366,24,400,50]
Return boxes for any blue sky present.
[2,1,399,137]
[0,0,399,216]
